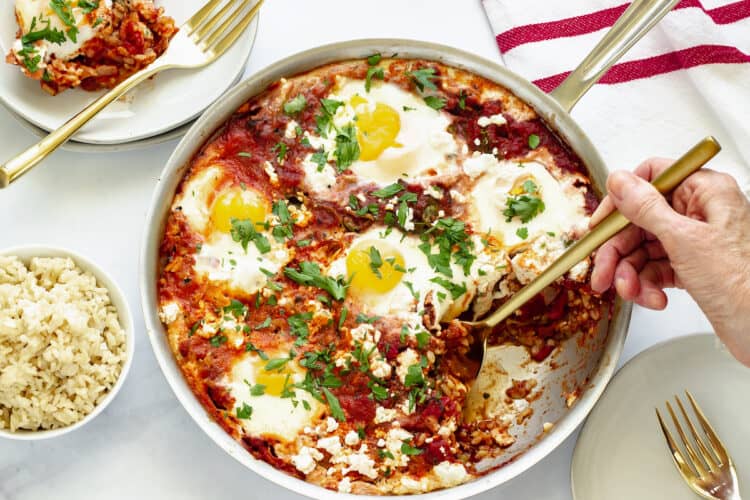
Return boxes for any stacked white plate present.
[0,0,260,151]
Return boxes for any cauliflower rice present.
[0,256,126,432]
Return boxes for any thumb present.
[607,170,684,242]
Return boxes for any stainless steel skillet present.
[141,1,682,497]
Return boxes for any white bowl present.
[0,245,135,440]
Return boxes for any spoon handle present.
[482,136,721,329]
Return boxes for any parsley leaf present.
[230,218,271,253]
[458,90,467,110]
[323,387,346,421]
[283,94,307,115]
[404,364,424,387]
[78,0,100,13]
[315,98,343,137]
[334,124,360,171]
[423,95,446,110]
[372,183,403,198]
[368,246,383,279]
[209,334,227,347]
[271,200,294,242]
[284,261,349,301]
[365,66,384,92]
[528,133,541,149]
[409,68,438,92]
[273,142,287,163]
[503,195,545,223]
[288,312,313,345]
[400,441,423,456]
[367,53,382,66]
[223,299,248,319]
[265,357,291,372]
[236,403,253,419]
[355,313,380,324]
[21,16,65,45]
[516,227,529,239]
[311,150,328,170]
[429,277,467,299]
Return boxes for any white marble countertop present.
[0,1,725,499]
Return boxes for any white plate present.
[0,0,259,145]
[3,99,192,152]
[572,334,750,500]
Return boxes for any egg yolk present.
[352,96,402,161]
[510,175,540,196]
[252,357,295,397]
[210,187,269,233]
[346,240,406,295]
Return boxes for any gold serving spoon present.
[0,0,264,188]
[462,136,721,423]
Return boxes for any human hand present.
[590,158,750,367]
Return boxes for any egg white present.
[224,352,323,442]
[466,157,589,247]
[305,78,460,186]
[172,166,223,234]
[14,0,112,63]
[328,227,508,326]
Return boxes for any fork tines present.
[656,391,740,499]
[185,0,263,56]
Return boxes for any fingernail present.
[614,276,627,295]
[609,171,639,202]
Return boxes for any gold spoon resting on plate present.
[0,0,264,188]
[461,136,721,423]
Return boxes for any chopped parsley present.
[503,181,546,223]
[402,105,416,112]
[333,124,360,171]
[458,90,467,110]
[419,218,475,277]
[400,441,423,456]
[237,151,252,158]
[404,364,425,388]
[265,356,291,372]
[322,387,346,421]
[368,246,384,279]
[235,403,253,419]
[284,261,349,300]
[366,53,382,66]
[209,334,228,347]
[254,317,271,330]
[409,68,438,92]
[78,0,100,13]
[230,218,271,253]
[245,381,266,396]
[315,98,344,137]
[271,200,294,242]
[338,307,348,330]
[372,183,403,198]
[516,227,529,240]
[423,95,446,110]
[245,342,269,360]
[355,313,380,324]
[21,16,66,45]
[528,133,541,149]
[415,331,431,349]
[223,299,248,319]
[273,142,287,163]
[50,0,78,42]
[283,94,307,115]
[310,150,328,170]
[288,312,313,345]
[430,277,467,299]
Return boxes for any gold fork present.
[656,391,742,500]
[0,0,264,188]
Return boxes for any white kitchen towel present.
[481,0,750,187]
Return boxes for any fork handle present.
[0,64,165,188]
[482,136,722,329]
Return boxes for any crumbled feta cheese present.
[326,417,339,432]
[263,161,279,184]
[427,185,444,199]
[377,438,386,448]
[159,302,180,323]
[450,189,467,203]
[473,138,481,146]
[477,113,507,127]
[344,430,360,446]
[375,406,398,424]
[434,461,469,487]
[370,356,392,379]
[338,445,378,479]
[317,436,343,456]
[284,120,299,139]
[400,476,428,492]
[291,446,323,474]
[396,348,420,384]
[403,207,415,231]
[338,476,352,493]
[568,257,590,281]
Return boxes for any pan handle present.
[550,0,679,113]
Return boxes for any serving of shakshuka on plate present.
[156,56,612,495]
